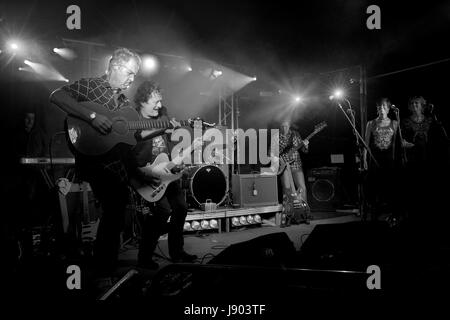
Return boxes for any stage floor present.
[117,209,361,273]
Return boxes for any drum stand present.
[224,187,234,207]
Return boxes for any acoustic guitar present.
[64,101,214,156]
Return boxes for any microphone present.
[391,104,399,111]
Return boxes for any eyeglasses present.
[116,64,137,77]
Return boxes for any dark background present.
[1,0,449,204]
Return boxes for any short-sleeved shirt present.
[62,75,125,111]
[62,75,131,183]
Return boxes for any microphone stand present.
[430,106,449,140]
[337,99,379,221]
[392,108,408,166]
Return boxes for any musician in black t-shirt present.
[130,80,197,269]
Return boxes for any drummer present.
[129,80,197,269]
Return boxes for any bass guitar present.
[64,101,214,156]
[278,121,327,175]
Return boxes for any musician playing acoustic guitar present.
[50,48,141,278]
[130,80,197,269]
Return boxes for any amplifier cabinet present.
[232,174,278,207]
[307,167,342,212]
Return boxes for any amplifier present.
[307,167,342,212]
[232,174,278,207]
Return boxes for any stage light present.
[294,96,302,103]
[254,215,261,223]
[231,217,240,226]
[24,59,31,65]
[141,54,159,75]
[201,220,210,229]
[191,220,200,230]
[53,48,59,53]
[239,216,248,225]
[211,69,222,79]
[209,219,218,229]
[187,66,193,72]
[18,67,24,71]
[246,215,254,224]
[333,89,344,99]
[183,222,192,231]
[252,76,257,81]
[9,42,19,51]
[199,65,223,80]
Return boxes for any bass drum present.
[185,165,228,208]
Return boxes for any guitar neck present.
[128,119,191,130]
[304,130,319,142]
[289,130,319,152]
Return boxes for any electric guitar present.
[130,136,204,203]
[280,162,309,227]
[64,101,214,156]
[278,121,327,175]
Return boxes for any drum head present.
[190,165,227,206]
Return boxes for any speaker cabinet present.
[232,174,278,207]
[307,167,342,212]
[209,232,296,266]
[299,221,392,269]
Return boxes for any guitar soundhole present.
[113,118,128,135]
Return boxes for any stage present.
[118,210,360,275]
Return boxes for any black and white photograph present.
[1,0,449,314]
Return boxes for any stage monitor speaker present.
[299,221,393,270]
[307,166,342,212]
[209,232,296,267]
[231,174,278,207]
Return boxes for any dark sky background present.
[2,0,449,73]
[1,0,449,178]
